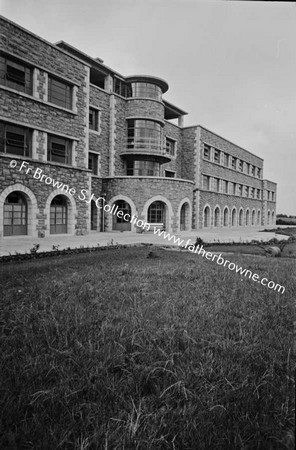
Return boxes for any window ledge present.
[0,85,77,115]
[89,129,101,135]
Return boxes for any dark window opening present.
[48,135,72,165]
[48,76,72,109]
[166,138,175,156]
[88,152,98,175]
[89,108,99,131]
[126,160,160,177]
[0,55,32,94]
[203,144,210,160]
[165,170,175,178]
[0,122,31,157]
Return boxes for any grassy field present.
[0,247,295,449]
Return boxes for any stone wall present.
[102,176,194,233]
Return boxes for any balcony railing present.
[120,137,171,160]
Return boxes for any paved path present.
[0,227,286,257]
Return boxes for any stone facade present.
[0,16,277,238]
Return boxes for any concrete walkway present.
[0,227,286,257]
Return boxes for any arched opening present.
[252,209,256,226]
[4,191,28,236]
[214,207,220,227]
[223,208,229,227]
[245,209,250,226]
[50,195,68,234]
[271,210,275,225]
[180,202,190,231]
[257,210,261,226]
[91,200,98,231]
[148,201,166,228]
[267,210,271,225]
[112,200,131,231]
[231,209,237,227]
[239,209,244,226]
[203,206,211,228]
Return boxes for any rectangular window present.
[48,76,72,109]
[88,152,98,175]
[238,184,242,196]
[203,144,210,160]
[224,153,229,167]
[222,180,228,194]
[251,165,256,176]
[214,149,220,164]
[203,175,210,190]
[250,187,254,198]
[165,170,175,178]
[257,168,261,178]
[231,157,237,169]
[113,77,131,97]
[47,135,72,165]
[244,186,249,197]
[245,163,250,174]
[166,138,176,156]
[257,189,261,199]
[238,160,243,171]
[89,108,99,131]
[272,192,275,201]
[0,122,31,157]
[213,178,219,192]
[0,54,32,94]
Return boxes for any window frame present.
[88,152,99,175]
[47,134,72,165]
[165,137,176,156]
[203,144,211,160]
[89,107,99,132]
[48,75,73,110]
[0,54,32,95]
[0,122,32,157]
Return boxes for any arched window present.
[239,209,244,226]
[223,208,229,227]
[4,191,27,236]
[245,210,250,226]
[252,210,256,226]
[267,210,271,225]
[257,210,261,226]
[214,207,220,227]
[204,206,211,228]
[231,209,237,227]
[148,201,166,225]
[50,195,68,234]
[180,202,190,231]
[113,200,131,231]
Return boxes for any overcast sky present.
[1,0,295,214]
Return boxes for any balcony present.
[120,137,171,163]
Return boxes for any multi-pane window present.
[130,82,162,101]
[224,153,229,167]
[0,55,32,94]
[89,108,99,131]
[238,160,243,171]
[222,180,228,194]
[203,144,210,160]
[48,76,72,109]
[127,120,161,152]
[4,192,27,236]
[245,163,250,174]
[148,201,165,223]
[113,78,131,97]
[250,187,254,198]
[47,135,72,165]
[231,157,237,169]
[166,138,176,156]
[213,178,219,192]
[126,160,160,176]
[214,149,220,164]
[251,165,256,176]
[257,168,261,178]
[88,152,98,175]
[203,175,210,190]
[238,184,242,196]
[244,186,249,197]
[0,122,31,157]
[257,189,261,200]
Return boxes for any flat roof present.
[163,99,188,119]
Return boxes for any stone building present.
[0,16,277,238]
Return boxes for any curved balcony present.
[120,137,171,163]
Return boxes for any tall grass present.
[0,248,295,449]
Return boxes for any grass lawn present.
[0,247,295,449]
